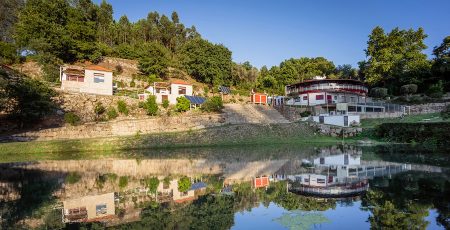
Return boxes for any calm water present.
[0,145,449,229]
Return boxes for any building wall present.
[312,115,360,127]
[63,192,115,221]
[146,83,193,104]
[286,92,369,106]
[61,69,113,95]
[313,154,361,166]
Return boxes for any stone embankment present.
[310,123,363,137]
[408,102,450,114]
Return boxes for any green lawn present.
[360,113,444,128]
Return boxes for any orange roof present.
[85,65,112,72]
[171,80,191,85]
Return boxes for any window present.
[334,96,337,100]
[303,95,308,100]
[67,75,84,82]
[304,178,309,182]
[316,95,324,100]
[317,178,325,184]
[94,73,105,83]
[96,204,107,215]
[320,157,325,164]
[178,86,186,95]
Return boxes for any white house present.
[140,80,193,104]
[62,192,115,223]
[311,114,360,127]
[60,65,113,95]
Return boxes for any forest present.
[0,0,449,96]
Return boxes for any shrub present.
[176,96,191,112]
[65,172,81,184]
[94,102,106,116]
[117,100,129,115]
[427,80,444,98]
[138,101,145,108]
[300,111,312,117]
[162,99,169,109]
[64,112,80,126]
[144,95,158,116]
[119,176,129,189]
[441,105,450,120]
[178,176,191,193]
[107,107,118,120]
[370,87,388,99]
[130,80,136,88]
[144,177,160,195]
[115,64,123,75]
[400,84,418,96]
[202,96,223,112]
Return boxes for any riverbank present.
[0,123,359,162]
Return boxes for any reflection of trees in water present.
[0,168,63,229]
[362,171,450,229]
[274,210,330,230]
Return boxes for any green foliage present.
[144,95,158,116]
[178,176,191,193]
[65,172,81,184]
[138,42,171,77]
[370,87,388,99]
[0,41,19,64]
[427,80,444,98]
[119,176,129,189]
[0,67,56,124]
[94,102,106,120]
[64,112,80,126]
[300,111,312,117]
[162,99,169,109]
[129,80,136,88]
[147,74,163,84]
[201,96,224,112]
[432,36,450,91]
[400,84,418,96]
[176,96,190,112]
[361,26,430,88]
[376,122,450,146]
[117,100,129,115]
[441,105,450,120]
[107,107,118,120]
[115,64,123,75]
[179,38,232,85]
[144,177,160,195]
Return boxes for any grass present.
[360,113,444,128]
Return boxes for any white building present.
[62,193,115,223]
[311,114,360,127]
[60,65,113,95]
[140,80,193,104]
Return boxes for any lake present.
[0,144,448,229]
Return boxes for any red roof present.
[85,65,112,72]
[171,80,191,85]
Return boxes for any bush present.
[138,101,145,108]
[144,95,158,116]
[178,176,191,193]
[441,105,450,120]
[64,112,80,126]
[176,96,190,112]
[115,64,123,75]
[107,107,118,120]
[162,99,169,109]
[376,122,450,146]
[300,111,312,117]
[400,84,418,96]
[119,176,129,189]
[94,102,106,116]
[427,80,444,98]
[65,172,81,184]
[202,96,223,112]
[370,87,388,99]
[117,100,129,115]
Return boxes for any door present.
[327,95,332,104]
[162,95,168,102]
[344,116,348,126]
[319,116,324,124]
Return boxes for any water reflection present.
[0,145,448,229]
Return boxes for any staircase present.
[223,104,290,124]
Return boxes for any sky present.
[94,0,450,68]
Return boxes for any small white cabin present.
[312,114,360,127]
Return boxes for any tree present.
[335,64,358,79]
[432,36,450,91]
[400,84,418,98]
[117,100,129,115]
[138,42,171,77]
[179,38,232,86]
[361,26,430,91]
[370,87,388,99]
[201,96,223,112]
[144,95,158,116]
[178,176,191,193]
[0,0,25,42]
[176,96,190,112]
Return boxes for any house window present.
[320,157,325,164]
[316,95,324,100]
[95,204,107,215]
[93,73,105,83]
[304,178,309,182]
[334,96,337,100]
[67,75,84,82]
[178,86,186,95]
[303,95,308,101]
[180,191,189,197]
[317,178,326,184]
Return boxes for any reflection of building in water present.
[288,153,411,197]
[252,176,270,189]
[63,193,115,223]
[156,179,207,203]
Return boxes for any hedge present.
[376,122,450,146]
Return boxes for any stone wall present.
[309,123,363,138]
[12,114,226,141]
[407,102,450,114]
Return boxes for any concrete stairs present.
[223,104,290,124]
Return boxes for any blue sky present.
[94,0,450,68]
